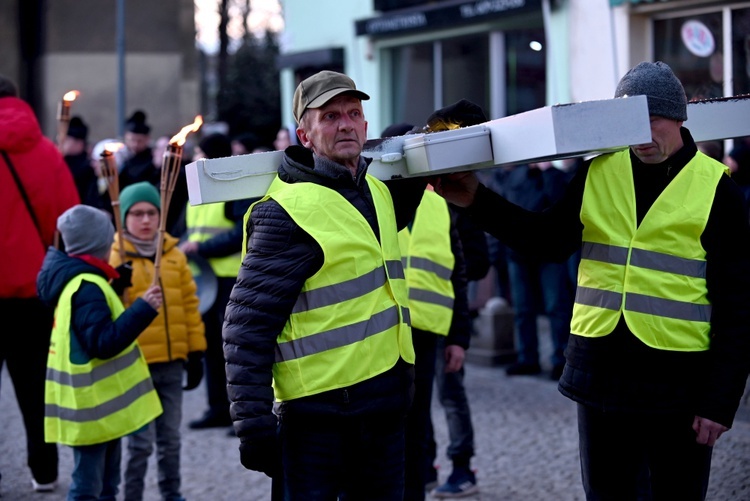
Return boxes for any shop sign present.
[356,0,541,37]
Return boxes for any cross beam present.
[186,94,750,205]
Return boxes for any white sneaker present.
[31,479,57,492]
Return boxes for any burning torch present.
[56,90,80,152]
[152,115,203,286]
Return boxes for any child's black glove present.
[111,261,133,296]
[183,351,204,390]
[424,99,488,132]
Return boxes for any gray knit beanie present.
[57,205,115,259]
[614,61,687,121]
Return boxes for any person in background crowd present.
[272,125,296,151]
[37,204,163,501]
[231,131,270,155]
[696,140,723,162]
[222,70,431,498]
[0,73,80,494]
[378,122,474,500]
[120,110,159,190]
[723,135,750,219]
[110,182,207,501]
[501,161,574,380]
[180,132,253,431]
[62,115,109,213]
[429,194,490,498]
[431,61,750,500]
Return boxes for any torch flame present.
[63,90,80,102]
[103,142,125,153]
[169,115,203,147]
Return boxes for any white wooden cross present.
[185,94,750,205]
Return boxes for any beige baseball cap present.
[293,70,370,123]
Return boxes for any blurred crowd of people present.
[2,60,750,501]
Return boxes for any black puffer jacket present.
[466,128,750,428]
[223,146,426,443]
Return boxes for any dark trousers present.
[201,276,234,420]
[429,336,475,465]
[507,254,573,366]
[0,298,59,484]
[578,404,713,501]
[404,329,438,501]
[280,410,407,500]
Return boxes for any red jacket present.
[0,96,80,298]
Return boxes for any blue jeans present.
[507,253,573,366]
[280,409,407,500]
[578,404,712,500]
[68,439,121,501]
[430,336,475,464]
[124,361,184,501]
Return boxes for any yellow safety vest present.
[571,149,726,351]
[185,203,242,277]
[44,273,162,446]
[398,190,455,335]
[252,174,414,401]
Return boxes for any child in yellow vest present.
[37,204,163,500]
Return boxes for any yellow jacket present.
[110,232,206,363]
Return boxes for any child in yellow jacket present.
[109,182,206,501]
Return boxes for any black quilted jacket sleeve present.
[222,198,323,442]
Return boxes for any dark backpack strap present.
[2,150,47,248]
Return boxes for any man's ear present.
[297,128,312,149]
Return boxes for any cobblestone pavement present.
[2,351,749,500]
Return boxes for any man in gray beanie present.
[615,61,688,121]
[431,61,750,500]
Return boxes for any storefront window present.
[505,29,546,116]
[654,12,723,101]
[442,34,490,113]
[389,42,434,127]
[731,7,750,96]
[654,7,750,101]
[388,27,545,126]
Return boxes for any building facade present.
[0,0,199,144]
[277,0,750,141]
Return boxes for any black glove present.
[239,435,282,478]
[183,351,204,390]
[425,99,488,132]
[111,261,133,296]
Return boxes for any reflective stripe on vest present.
[44,273,162,446]
[398,190,455,335]
[185,202,242,277]
[571,149,725,351]
[258,174,414,401]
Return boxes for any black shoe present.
[188,412,232,429]
[505,362,542,376]
[550,363,565,380]
[226,427,237,437]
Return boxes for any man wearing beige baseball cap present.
[222,70,486,498]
